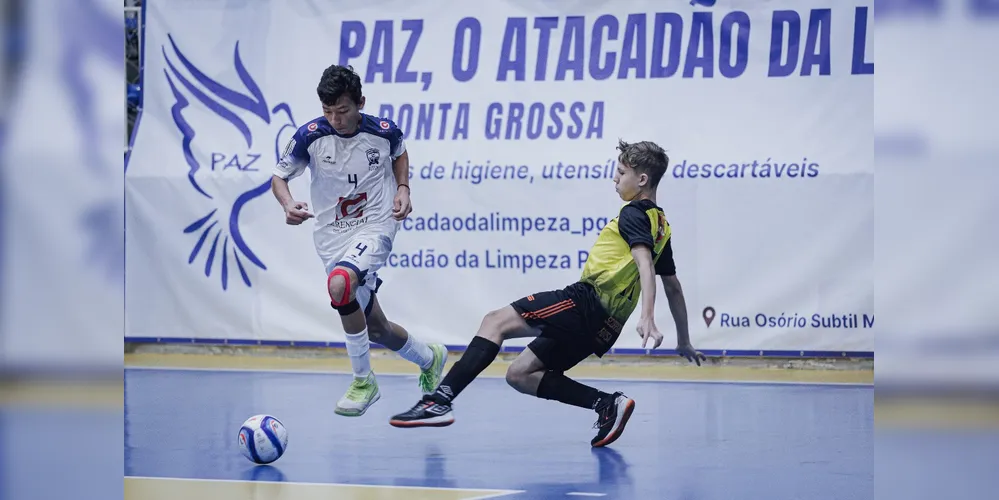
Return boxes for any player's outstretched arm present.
[631,245,663,349]
[271,175,312,225]
[660,274,705,365]
[271,175,294,207]
[659,274,689,345]
[272,132,312,225]
[391,150,412,220]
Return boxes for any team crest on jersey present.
[365,148,381,168]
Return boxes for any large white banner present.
[125,0,874,353]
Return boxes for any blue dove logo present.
[162,34,298,290]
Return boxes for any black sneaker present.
[590,392,635,447]
[388,395,455,428]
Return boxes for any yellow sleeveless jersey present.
[579,199,671,324]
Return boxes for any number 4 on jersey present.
[348,174,358,186]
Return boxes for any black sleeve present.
[617,205,654,250]
[655,239,677,276]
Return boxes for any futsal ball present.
[237,414,288,464]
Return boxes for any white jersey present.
[273,114,405,235]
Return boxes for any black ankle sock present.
[433,336,500,404]
[536,371,612,410]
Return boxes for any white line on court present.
[125,475,525,495]
[566,493,607,497]
[124,364,872,387]
[464,491,526,499]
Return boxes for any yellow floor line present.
[125,476,522,500]
[124,351,873,384]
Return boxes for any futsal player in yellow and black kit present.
[390,140,706,447]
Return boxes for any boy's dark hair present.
[316,65,363,107]
[616,139,669,189]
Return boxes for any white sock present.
[397,334,434,370]
[344,329,371,379]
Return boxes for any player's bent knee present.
[504,364,534,393]
[477,306,525,343]
[504,365,522,389]
[327,267,358,306]
[327,268,361,315]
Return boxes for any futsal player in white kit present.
[270,65,447,417]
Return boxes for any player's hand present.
[284,201,313,225]
[676,343,707,366]
[636,316,663,349]
[392,186,412,220]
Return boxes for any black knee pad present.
[330,298,360,316]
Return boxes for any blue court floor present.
[124,367,873,499]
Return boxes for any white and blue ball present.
[237,414,288,464]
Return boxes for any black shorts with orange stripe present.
[510,281,622,373]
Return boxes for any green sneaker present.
[418,344,448,395]
[335,372,381,417]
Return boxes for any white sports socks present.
[396,334,434,370]
[344,328,372,379]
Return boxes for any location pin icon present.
[703,306,716,327]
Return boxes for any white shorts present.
[315,219,399,314]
